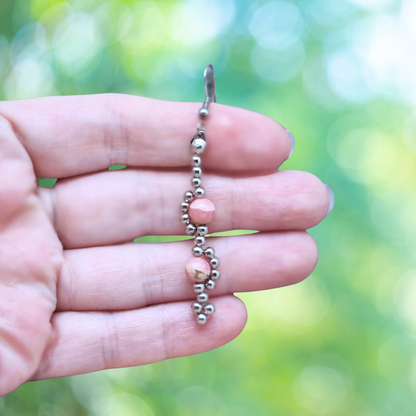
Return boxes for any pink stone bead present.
[188,198,215,224]
[185,257,211,282]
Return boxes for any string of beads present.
[180,107,220,325]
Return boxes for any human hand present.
[0,94,332,396]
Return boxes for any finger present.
[0,94,292,178]
[32,296,246,380]
[38,169,329,248]
[56,232,317,312]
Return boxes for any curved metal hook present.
[204,64,216,105]
[197,65,216,134]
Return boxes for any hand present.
[0,94,330,396]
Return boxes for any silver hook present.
[204,64,216,105]
[199,65,216,119]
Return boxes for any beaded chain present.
[180,65,220,325]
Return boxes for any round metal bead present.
[194,235,205,246]
[191,137,207,154]
[199,107,209,117]
[192,177,202,187]
[194,283,205,294]
[197,292,209,303]
[193,167,202,177]
[192,246,204,257]
[192,155,201,167]
[181,213,190,224]
[204,247,215,259]
[210,258,220,268]
[196,313,207,325]
[181,201,189,212]
[197,225,208,235]
[191,302,203,313]
[186,223,197,235]
[195,187,205,198]
[211,270,221,280]
[205,279,216,290]
[203,303,215,315]
[185,191,194,202]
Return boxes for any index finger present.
[0,94,292,178]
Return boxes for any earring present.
[181,65,220,325]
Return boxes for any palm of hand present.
[0,116,63,395]
[0,94,330,396]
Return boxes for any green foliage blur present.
[2,0,416,414]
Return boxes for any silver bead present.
[197,225,208,235]
[193,167,202,177]
[185,191,194,202]
[195,187,205,198]
[211,270,220,280]
[181,213,190,224]
[192,155,201,167]
[197,292,209,303]
[191,137,207,154]
[210,258,220,268]
[205,279,215,290]
[191,302,203,313]
[203,303,215,315]
[194,235,205,246]
[192,177,202,187]
[199,107,209,117]
[181,201,189,212]
[186,223,196,235]
[194,283,205,294]
[192,246,204,257]
[196,313,207,325]
[204,247,215,259]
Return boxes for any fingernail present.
[287,129,295,158]
[325,184,335,215]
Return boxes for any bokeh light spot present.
[250,41,305,83]
[394,271,416,331]
[248,276,330,328]
[168,0,235,46]
[302,56,344,110]
[4,58,55,99]
[347,0,393,9]
[402,111,416,157]
[327,49,373,102]
[248,1,304,50]
[293,365,353,414]
[118,2,165,56]
[107,393,155,416]
[377,335,415,382]
[53,12,103,76]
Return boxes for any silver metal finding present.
[204,247,215,259]
[202,64,216,109]
[191,136,206,154]
[181,65,220,326]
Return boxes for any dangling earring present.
[180,65,220,325]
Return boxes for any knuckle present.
[100,93,131,166]
[101,313,121,370]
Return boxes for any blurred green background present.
[2,0,416,414]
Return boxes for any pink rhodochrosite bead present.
[188,198,215,224]
[185,257,211,282]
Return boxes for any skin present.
[0,94,330,396]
